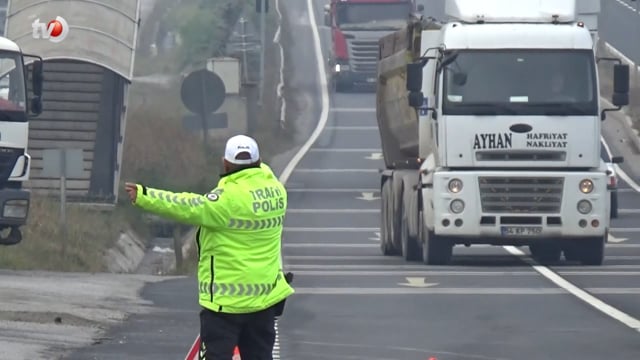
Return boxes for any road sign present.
[182,112,229,132]
[41,148,83,178]
[180,69,226,115]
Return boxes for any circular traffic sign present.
[180,69,226,115]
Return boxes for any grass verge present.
[0,197,147,272]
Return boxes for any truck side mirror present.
[611,63,629,107]
[30,96,42,115]
[32,59,43,97]
[406,63,422,92]
[324,4,331,27]
[612,156,624,164]
[408,91,424,107]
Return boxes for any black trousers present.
[199,306,276,360]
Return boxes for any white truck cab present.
[0,36,43,245]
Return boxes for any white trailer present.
[376,0,630,265]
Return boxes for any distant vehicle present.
[600,141,623,218]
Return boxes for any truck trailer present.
[0,37,43,245]
[376,0,629,265]
[324,0,419,92]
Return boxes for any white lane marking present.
[504,246,640,332]
[292,270,640,277]
[308,148,381,152]
[365,152,384,160]
[356,192,380,201]
[284,227,379,232]
[369,231,381,241]
[288,287,640,295]
[619,209,640,214]
[289,226,639,233]
[273,0,285,127]
[294,168,379,173]
[618,188,637,193]
[287,264,640,271]
[601,135,640,192]
[287,208,378,213]
[561,271,640,276]
[330,107,375,112]
[283,243,377,248]
[608,234,629,243]
[278,0,330,185]
[286,188,379,192]
[610,227,640,232]
[324,126,378,130]
[273,0,331,354]
[614,0,639,13]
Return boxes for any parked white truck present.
[0,37,43,245]
[376,0,629,265]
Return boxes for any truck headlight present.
[448,178,463,193]
[579,179,593,194]
[450,199,465,214]
[577,200,592,214]
[4,199,28,218]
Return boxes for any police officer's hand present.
[124,182,138,203]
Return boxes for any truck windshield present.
[0,51,27,121]
[442,49,598,116]
[336,2,411,30]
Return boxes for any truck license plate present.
[501,226,542,236]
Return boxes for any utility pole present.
[257,0,268,106]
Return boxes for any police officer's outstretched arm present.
[125,182,229,228]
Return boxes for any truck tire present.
[610,192,618,219]
[578,236,605,266]
[401,203,422,261]
[420,218,453,265]
[380,178,400,255]
[0,227,22,246]
[529,244,561,264]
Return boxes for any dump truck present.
[323,0,419,92]
[376,0,629,265]
[0,37,43,245]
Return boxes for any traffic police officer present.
[125,134,294,360]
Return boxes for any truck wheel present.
[610,192,618,218]
[380,179,399,256]
[529,244,561,264]
[578,237,605,266]
[0,227,22,246]
[421,227,452,265]
[401,205,422,261]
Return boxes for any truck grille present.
[478,176,564,213]
[348,39,378,73]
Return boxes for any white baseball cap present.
[224,135,260,165]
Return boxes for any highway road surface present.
[65,1,640,359]
[276,0,640,359]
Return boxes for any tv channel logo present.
[32,16,69,43]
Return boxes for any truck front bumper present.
[0,189,30,227]
[429,170,609,244]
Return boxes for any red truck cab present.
[323,0,418,92]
